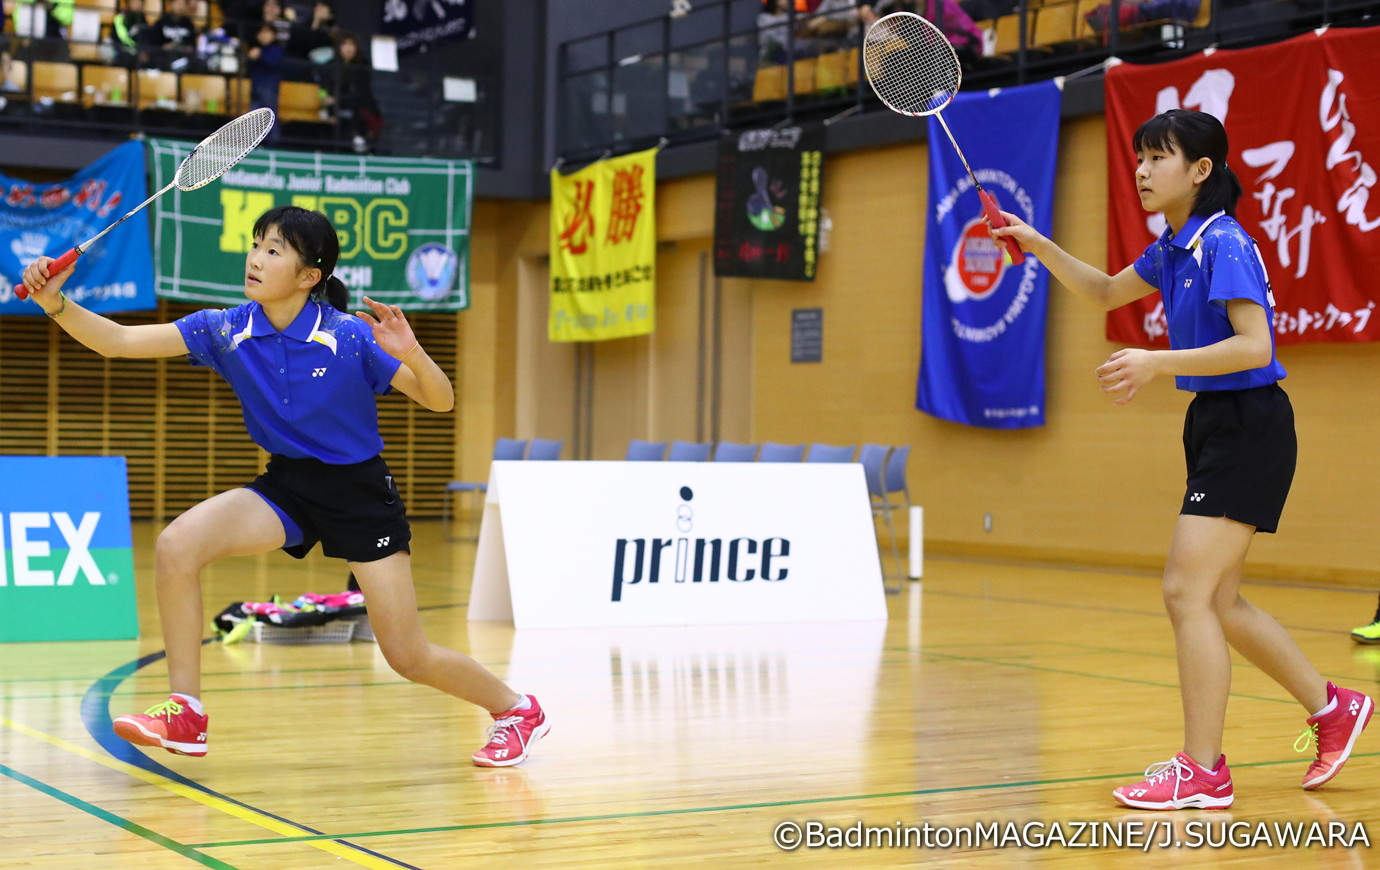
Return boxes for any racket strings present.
[863,14,962,116]
[176,108,276,190]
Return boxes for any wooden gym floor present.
[2,521,1377,868]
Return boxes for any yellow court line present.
[0,715,398,869]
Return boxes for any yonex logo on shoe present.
[1349,699,1361,716]
[1127,789,1147,797]
[493,749,508,759]
[1189,493,1206,502]
[312,368,327,377]
[377,536,390,547]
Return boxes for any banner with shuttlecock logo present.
[712,124,825,282]
[549,147,657,341]
[149,141,472,311]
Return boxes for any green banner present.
[148,140,472,311]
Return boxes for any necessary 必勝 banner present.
[381,0,474,53]
[917,80,1060,429]
[1105,28,1380,346]
[149,140,472,311]
[0,141,156,316]
[549,147,657,342]
[713,124,825,282]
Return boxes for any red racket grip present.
[979,190,1025,265]
[15,247,80,300]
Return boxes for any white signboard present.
[469,461,887,629]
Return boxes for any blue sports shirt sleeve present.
[1132,242,1163,292]
[1204,231,1271,310]
[353,317,404,394]
[173,308,230,372]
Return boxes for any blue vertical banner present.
[0,141,156,316]
[917,81,1061,428]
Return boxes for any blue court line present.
[80,642,423,870]
[0,761,239,869]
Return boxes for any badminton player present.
[989,109,1370,809]
[21,205,548,768]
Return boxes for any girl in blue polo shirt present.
[20,205,548,768]
[989,109,1371,809]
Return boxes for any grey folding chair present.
[626,439,667,461]
[884,444,911,513]
[667,440,713,461]
[527,438,564,460]
[443,437,527,540]
[757,442,806,462]
[806,442,856,463]
[712,441,759,461]
[860,443,902,590]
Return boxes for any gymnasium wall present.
[492,114,1380,585]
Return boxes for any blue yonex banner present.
[916,81,1061,429]
[0,141,156,316]
[0,457,139,642]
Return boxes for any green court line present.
[0,762,240,869]
[188,750,1380,850]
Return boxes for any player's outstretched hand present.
[21,256,76,311]
[355,296,419,360]
[986,209,1046,255]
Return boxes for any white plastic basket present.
[249,620,356,645]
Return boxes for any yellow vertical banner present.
[549,148,657,341]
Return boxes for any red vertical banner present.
[1104,28,1380,346]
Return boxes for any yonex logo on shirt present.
[311,368,327,377]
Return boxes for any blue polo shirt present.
[175,300,402,464]
[1132,211,1287,393]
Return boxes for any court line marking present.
[186,749,1380,849]
[0,713,410,870]
[0,760,240,869]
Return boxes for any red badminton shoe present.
[1112,752,1234,810]
[472,695,549,767]
[113,695,208,757]
[1299,682,1373,790]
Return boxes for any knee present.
[1161,572,1215,621]
[154,522,207,574]
[378,640,430,684]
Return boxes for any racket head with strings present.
[176,107,276,190]
[863,12,962,117]
[17,108,277,299]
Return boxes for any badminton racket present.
[863,13,1024,264]
[17,107,276,300]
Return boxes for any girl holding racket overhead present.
[20,205,549,768]
[989,109,1371,809]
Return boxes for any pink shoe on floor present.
[1299,681,1373,790]
[472,695,549,768]
[113,695,208,757]
[1112,752,1234,810]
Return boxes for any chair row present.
[626,439,862,463]
[440,437,566,539]
[0,60,327,122]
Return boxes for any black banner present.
[380,0,475,54]
[713,125,825,282]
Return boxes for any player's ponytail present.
[252,204,348,310]
[1132,109,1242,218]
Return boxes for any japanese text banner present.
[549,148,657,342]
[0,141,156,315]
[1105,28,1380,346]
[917,81,1060,429]
[149,140,472,311]
[713,124,825,281]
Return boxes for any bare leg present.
[1161,515,1256,765]
[154,489,287,697]
[1214,565,1328,713]
[349,552,522,715]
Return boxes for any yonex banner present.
[469,462,886,629]
[1105,28,1380,346]
[0,141,156,316]
[0,456,139,642]
[148,140,472,311]
[549,148,657,342]
[713,124,825,281]
[917,80,1060,429]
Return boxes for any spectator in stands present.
[147,0,199,71]
[292,1,337,62]
[798,0,859,53]
[859,0,985,66]
[758,0,794,64]
[325,32,381,153]
[247,22,284,143]
[111,0,152,68]
[261,0,298,50]
[11,0,73,41]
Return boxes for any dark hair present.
[251,205,348,312]
[1132,109,1243,218]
